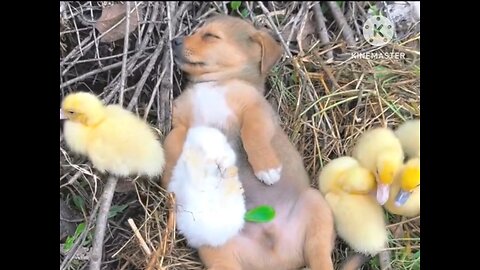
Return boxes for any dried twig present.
[128,218,152,256]
[295,2,309,56]
[326,1,356,48]
[89,176,119,270]
[257,2,293,58]
[60,170,83,189]
[312,2,334,61]
[60,61,123,89]
[378,249,393,270]
[119,2,132,106]
[127,36,165,111]
[158,2,189,133]
[60,32,93,73]
[144,66,167,120]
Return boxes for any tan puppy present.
[164,17,284,186]
[162,15,361,270]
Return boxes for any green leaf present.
[64,236,75,251]
[63,223,86,252]
[413,65,420,76]
[240,8,249,18]
[368,5,381,16]
[72,195,85,211]
[108,204,128,218]
[374,65,392,80]
[230,1,241,10]
[74,222,86,237]
[290,73,298,84]
[411,250,420,270]
[244,205,275,223]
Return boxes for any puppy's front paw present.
[255,166,282,185]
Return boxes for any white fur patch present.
[255,166,282,185]
[191,82,233,127]
[168,127,246,248]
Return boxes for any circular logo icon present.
[363,15,395,46]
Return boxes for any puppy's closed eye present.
[203,33,221,40]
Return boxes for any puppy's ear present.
[251,29,283,75]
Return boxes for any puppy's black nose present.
[172,37,183,47]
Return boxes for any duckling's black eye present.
[203,33,220,40]
[67,110,75,114]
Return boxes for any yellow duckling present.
[395,119,420,158]
[384,120,420,216]
[384,158,420,217]
[352,127,404,205]
[60,92,165,178]
[318,157,388,256]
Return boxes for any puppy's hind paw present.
[255,166,282,185]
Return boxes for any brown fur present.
[161,15,364,270]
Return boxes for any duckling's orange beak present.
[394,189,411,206]
[376,183,390,205]
[60,109,67,120]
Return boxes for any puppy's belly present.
[231,200,308,270]
[190,82,235,128]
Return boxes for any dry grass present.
[60,2,420,270]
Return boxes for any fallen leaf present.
[230,1,241,10]
[244,205,276,223]
[95,4,140,43]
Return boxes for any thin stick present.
[257,2,293,58]
[138,2,161,53]
[119,2,132,107]
[285,3,302,47]
[315,53,340,90]
[60,61,123,89]
[378,249,392,270]
[326,1,356,48]
[127,218,152,256]
[294,2,309,55]
[312,2,334,61]
[63,46,155,65]
[352,73,366,123]
[60,32,93,67]
[382,245,420,251]
[126,37,164,111]
[143,67,167,120]
[60,170,83,189]
[135,1,143,49]
[67,3,84,56]
[89,176,119,270]
[158,2,189,133]
[245,1,255,21]
[386,216,420,228]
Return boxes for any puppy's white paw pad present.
[255,166,282,185]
